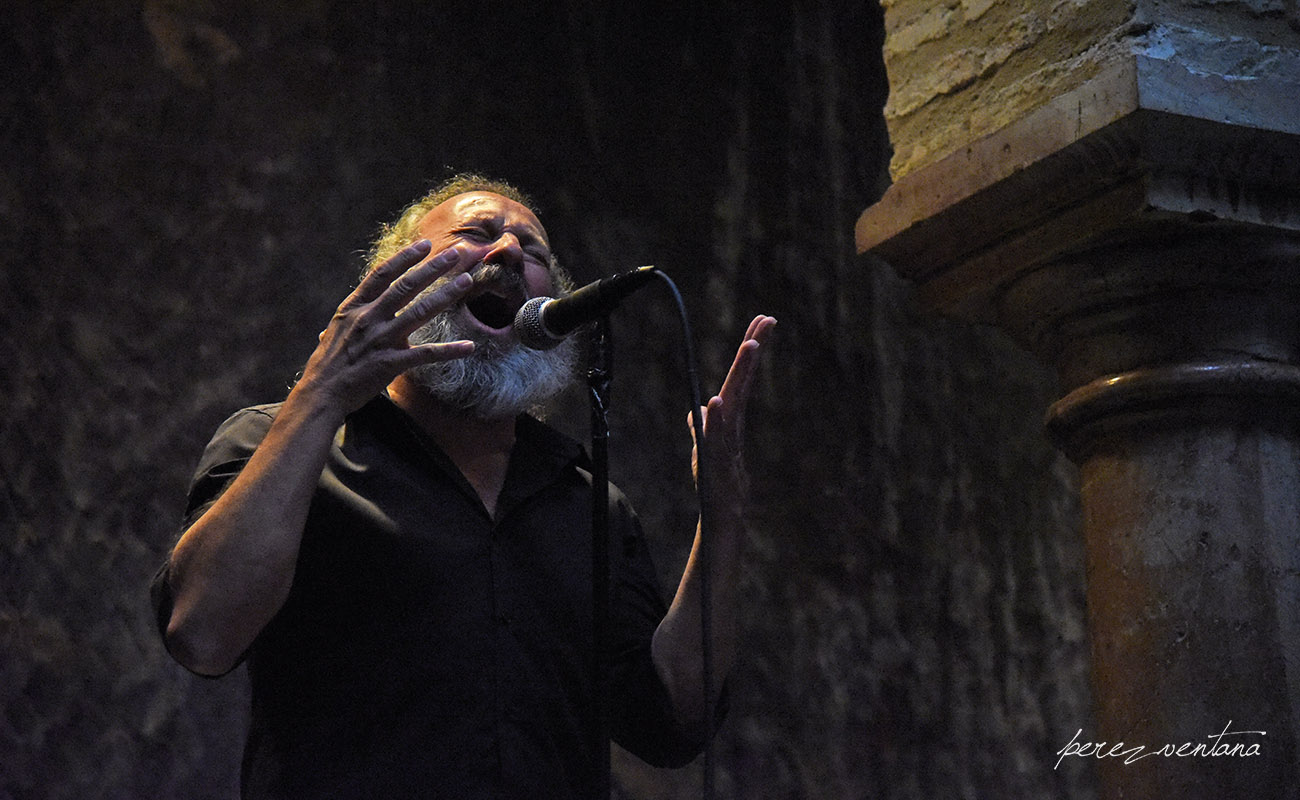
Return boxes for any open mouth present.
[465,287,525,331]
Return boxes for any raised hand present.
[654,314,777,725]
[298,239,476,415]
[691,315,778,502]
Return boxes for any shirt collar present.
[361,394,590,518]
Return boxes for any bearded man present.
[151,174,775,799]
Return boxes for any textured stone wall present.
[2,2,1092,798]
[881,0,1137,177]
[880,0,1300,178]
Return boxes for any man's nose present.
[482,232,524,271]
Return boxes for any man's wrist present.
[283,375,352,429]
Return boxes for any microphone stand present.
[589,314,613,800]
[586,271,715,800]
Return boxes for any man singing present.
[152,174,776,798]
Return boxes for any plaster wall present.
[2,3,1094,798]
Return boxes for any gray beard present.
[406,303,579,421]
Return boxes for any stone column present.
[858,2,1300,796]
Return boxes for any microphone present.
[513,265,658,350]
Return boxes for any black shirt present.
[152,395,704,799]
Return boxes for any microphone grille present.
[513,296,562,350]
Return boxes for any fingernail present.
[453,273,473,289]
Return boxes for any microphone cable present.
[581,266,718,800]
[648,268,718,800]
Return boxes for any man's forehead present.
[422,191,547,237]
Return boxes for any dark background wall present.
[1,2,1097,798]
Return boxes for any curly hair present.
[364,173,572,292]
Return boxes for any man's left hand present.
[691,315,778,505]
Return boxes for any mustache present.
[467,261,526,295]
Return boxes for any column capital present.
[857,52,1300,331]
[862,8,1300,797]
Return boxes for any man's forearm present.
[161,240,478,675]
[162,382,345,675]
[651,510,744,732]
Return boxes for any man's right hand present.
[296,239,477,419]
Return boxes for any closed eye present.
[455,226,491,241]
[455,222,552,268]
